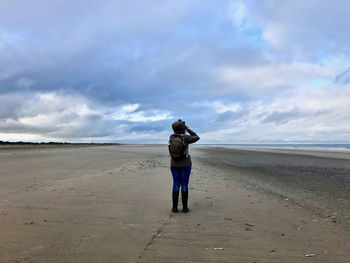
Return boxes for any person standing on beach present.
[168,119,200,213]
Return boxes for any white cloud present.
[112,104,172,122]
[1,0,350,143]
[0,132,50,142]
[191,101,241,114]
[214,62,342,94]
[229,0,248,29]
[200,83,350,143]
[0,91,172,142]
[123,104,139,113]
[262,23,286,48]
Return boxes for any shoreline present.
[2,143,350,157]
[195,145,350,160]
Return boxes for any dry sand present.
[0,145,349,262]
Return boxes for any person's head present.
[172,119,186,134]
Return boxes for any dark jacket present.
[170,128,200,167]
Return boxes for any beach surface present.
[0,145,349,262]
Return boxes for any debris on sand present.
[305,253,316,257]
[244,223,254,231]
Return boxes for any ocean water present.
[199,144,350,151]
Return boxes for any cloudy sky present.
[1,0,350,143]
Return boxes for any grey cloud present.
[51,120,121,139]
[0,90,174,140]
[262,108,331,125]
[126,120,170,133]
[0,91,80,120]
[248,0,350,58]
[0,121,57,134]
[0,0,350,143]
[0,0,263,104]
[0,114,121,139]
[216,109,248,122]
[262,109,303,124]
[334,66,350,84]
[130,104,153,113]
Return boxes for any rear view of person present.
[168,119,200,213]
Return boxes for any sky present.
[1,0,350,144]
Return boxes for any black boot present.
[182,191,189,213]
[172,191,179,213]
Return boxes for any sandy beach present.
[0,145,349,262]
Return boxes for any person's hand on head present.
[185,124,190,131]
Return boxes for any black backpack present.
[168,134,187,161]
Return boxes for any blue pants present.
[171,166,192,192]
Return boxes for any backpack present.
[168,134,187,161]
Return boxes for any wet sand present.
[195,146,350,221]
[0,145,349,262]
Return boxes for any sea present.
[199,144,350,151]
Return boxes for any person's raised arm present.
[185,124,200,144]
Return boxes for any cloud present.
[262,23,287,48]
[0,0,349,143]
[334,66,350,84]
[200,83,350,143]
[214,62,341,95]
[261,108,330,125]
[216,109,248,122]
[248,0,350,57]
[229,0,248,29]
[0,91,172,142]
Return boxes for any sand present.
[0,145,349,262]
